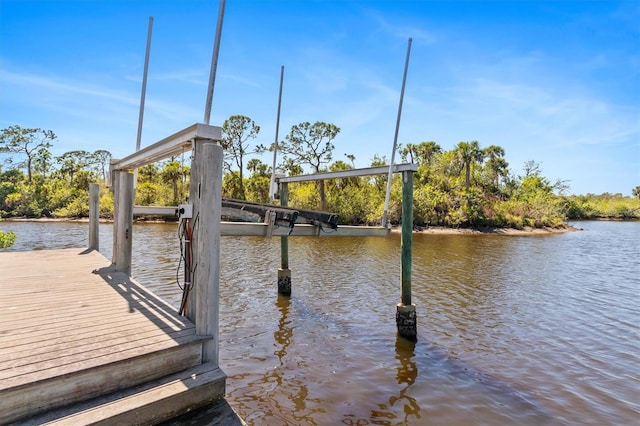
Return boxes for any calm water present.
[2,220,638,425]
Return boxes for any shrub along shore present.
[2,125,638,231]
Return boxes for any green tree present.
[245,159,271,203]
[221,115,260,200]
[0,125,56,183]
[32,147,54,178]
[632,186,640,199]
[138,164,160,184]
[91,149,112,184]
[482,145,508,192]
[280,158,303,177]
[400,141,441,166]
[277,121,340,209]
[345,153,356,167]
[161,159,188,205]
[454,141,483,190]
[56,150,93,184]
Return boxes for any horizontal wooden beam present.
[133,206,177,216]
[111,123,221,171]
[277,163,417,183]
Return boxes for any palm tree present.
[454,141,483,190]
[482,145,508,190]
[400,141,441,166]
[415,141,442,166]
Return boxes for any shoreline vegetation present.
[2,216,620,236]
[2,125,639,236]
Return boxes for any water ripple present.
[3,220,638,425]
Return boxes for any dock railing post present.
[192,140,222,364]
[111,165,120,265]
[114,171,134,275]
[185,144,200,323]
[278,182,291,296]
[89,183,100,251]
[396,170,417,340]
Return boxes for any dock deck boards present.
[0,248,195,391]
[0,248,240,424]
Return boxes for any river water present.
[1,220,638,425]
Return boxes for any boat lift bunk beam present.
[222,198,339,229]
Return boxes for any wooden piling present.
[396,170,417,340]
[193,141,223,363]
[89,183,99,251]
[278,182,292,296]
[114,171,134,275]
[111,169,120,265]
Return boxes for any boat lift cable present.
[177,215,195,316]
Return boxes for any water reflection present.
[383,337,421,424]
[274,294,293,361]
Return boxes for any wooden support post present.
[396,170,417,340]
[89,183,100,251]
[111,170,120,265]
[114,171,134,275]
[185,143,200,323]
[278,182,291,296]
[193,141,222,364]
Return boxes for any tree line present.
[1,122,639,230]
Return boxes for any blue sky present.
[1,0,638,195]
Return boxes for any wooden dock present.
[0,248,242,425]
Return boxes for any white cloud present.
[0,69,139,106]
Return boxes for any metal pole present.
[382,37,412,228]
[270,65,285,203]
[134,16,153,188]
[136,16,153,152]
[203,0,226,125]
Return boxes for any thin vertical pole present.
[203,0,226,124]
[382,37,412,227]
[136,16,153,153]
[270,65,285,203]
[134,16,153,188]
[89,183,100,251]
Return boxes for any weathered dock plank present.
[0,248,231,424]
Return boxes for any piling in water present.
[397,170,417,340]
[279,182,292,296]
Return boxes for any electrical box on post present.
[178,204,193,220]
